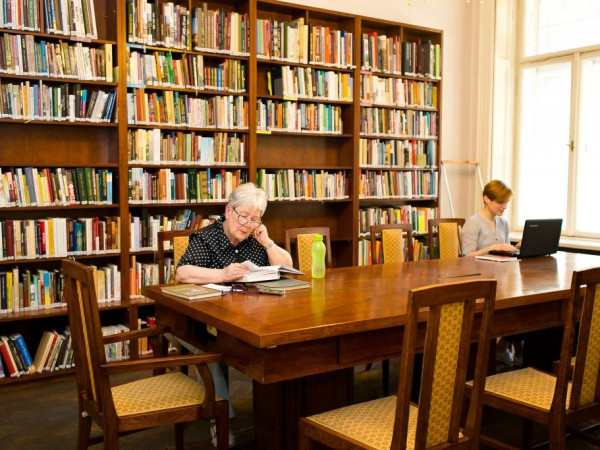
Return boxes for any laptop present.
[488,218,563,258]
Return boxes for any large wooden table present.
[142,252,600,448]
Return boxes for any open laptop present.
[488,218,563,258]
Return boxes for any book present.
[475,254,518,263]
[33,330,57,372]
[161,283,222,300]
[0,335,20,377]
[254,277,312,291]
[234,260,304,283]
[9,333,36,373]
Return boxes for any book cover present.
[254,277,311,291]
[33,330,57,372]
[9,333,36,373]
[0,335,20,377]
[161,283,222,300]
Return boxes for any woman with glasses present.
[174,182,292,447]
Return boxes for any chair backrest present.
[558,267,600,414]
[62,259,116,420]
[370,223,414,264]
[392,279,496,448]
[284,227,332,272]
[157,230,194,283]
[428,218,465,259]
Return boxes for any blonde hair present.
[228,182,268,215]
[483,180,512,204]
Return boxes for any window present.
[511,0,600,238]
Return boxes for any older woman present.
[176,182,292,283]
[174,182,292,447]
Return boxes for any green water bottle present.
[311,234,326,279]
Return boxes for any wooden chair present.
[157,230,194,284]
[62,259,229,450]
[428,218,465,259]
[367,223,415,396]
[370,223,415,264]
[468,266,600,449]
[284,227,333,273]
[299,278,497,449]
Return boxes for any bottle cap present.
[313,234,323,241]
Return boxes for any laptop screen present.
[518,218,563,257]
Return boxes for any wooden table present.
[142,252,600,448]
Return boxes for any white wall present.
[284,0,492,219]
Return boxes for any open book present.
[475,254,518,263]
[161,284,222,300]
[234,260,304,283]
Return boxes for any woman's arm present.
[175,263,250,284]
[253,224,293,266]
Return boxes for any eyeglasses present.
[230,283,260,295]
[232,205,262,229]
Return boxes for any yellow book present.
[47,219,54,256]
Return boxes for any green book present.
[74,167,88,204]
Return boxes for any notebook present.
[488,218,563,258]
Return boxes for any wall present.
[285,0,491,219]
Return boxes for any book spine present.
[10,333,35,373]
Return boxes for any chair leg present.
[548,421,566,450]
[522,419,534,449]
[77,411,92,450]
[215,401,230,450]
[174,422,185,450]
[382,359,390,396]
[103,428,119,450]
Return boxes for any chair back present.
[157,230,194,283]
[62,259,116,421]
[392,279,496,448]
[284,227,332,272]
[562,267,600,412]
[370,223,414,264]
[428,218,465,259]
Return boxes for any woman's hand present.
[253,224,273,249]
[221,263,250,283]
[491,243,518,252]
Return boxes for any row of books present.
[358,206,439,235]
[358,169,438,199]
[0,0,98,39]
[361,33,441,79]
[126,90,248,129]
[192,4,249,55]
[127,50,246,93]
[102,324,130,362]
[128,168,247,204]
[256,99,344,134]
[0,216,121,261]
[126,1,189,49]
[0,33,113,81]
[0,267,64,311]
[0,330,73,378]
[0,167,114,208]
[129,209,214,251]
[267,65,353,101]
[360,107,438,138]
[128,129,245,166]
[357,237,429,266]
[0,81,117,122]
[359,139,437,168]
[360,76,438,109]
[257,18,355,68]
[256,168,348,201]
[129,258,158,298]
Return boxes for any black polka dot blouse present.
[177,219,269,269]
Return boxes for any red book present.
[0,335,20,377]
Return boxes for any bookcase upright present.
[0,0,441,387]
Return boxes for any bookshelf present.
[0,0,441,386]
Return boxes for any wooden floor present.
[1,359,599,449]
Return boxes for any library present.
[1,0,600,449]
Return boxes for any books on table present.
[234,260,304,283]
[475,254,518,263]
[254,278,312,291]
[161,284,222,300]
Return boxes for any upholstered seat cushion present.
[304,396,417,449]
[471,367,572,410]
[112,371,209,416]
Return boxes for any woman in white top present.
[461,179,518,256]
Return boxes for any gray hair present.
[228,182,268,216]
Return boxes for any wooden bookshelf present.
[0,0,441,386]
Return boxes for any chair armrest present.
[102,326,168,344]
[99,352,221,375]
